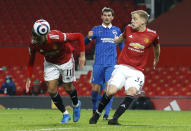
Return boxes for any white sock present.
[63,110,69,115]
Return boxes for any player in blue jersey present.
[85,7,124,120]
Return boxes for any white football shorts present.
[44,56,76,83]
[108,65,145,91]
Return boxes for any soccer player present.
[85,7,124,120]
[25,19,85,124]
[89,10,160,125]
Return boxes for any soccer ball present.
[33,19,50,36]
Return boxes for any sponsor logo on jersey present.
[129,35,133,38]
[101,38,114,43]
[49,34,59,39]
[130,43,145,49]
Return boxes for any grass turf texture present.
[0,109,191,131]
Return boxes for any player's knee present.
[47,86,57,94]
[126,87,138,96]
[47,81,58,94]
[106,85,118,96]
[63,82,73,92]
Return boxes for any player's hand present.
[153,58,159,70]
[25,78,31,93]
[88,31,93,39]
[78,52,85,69]
[114,36,119,43]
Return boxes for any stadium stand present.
[0,0,142,45]
[0,65,191,97]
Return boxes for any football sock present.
[50,92,66,113]
[91,91,99,111]
[66,88,78,106]
[97,93,113,114]
[112,95,134,120]
[104,96,114,116]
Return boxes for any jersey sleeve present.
[66,33,85,52]
[91,27,97,39]
[48,30,66,43]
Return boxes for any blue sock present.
[97,94,102,106]
[104,96,114,116]
[91,91,99,111]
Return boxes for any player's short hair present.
[32,28,40,38]
[32,28,43,42]
[102,7,114,16]
[131,10,150,23]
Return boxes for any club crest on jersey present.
[144,38,150,44]
[129,35,133,38]
[130,43,145,49]
[112,30,117,36]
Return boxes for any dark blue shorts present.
[91,65,114,88]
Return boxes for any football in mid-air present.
[33,19,50,36]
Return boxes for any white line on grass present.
[16,126,127,131]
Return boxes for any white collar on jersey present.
[102,23,112,29]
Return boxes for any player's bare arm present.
[78,51,85,69]
[26,47,36,93]
[153,43,160,69]
[114,34,124,44]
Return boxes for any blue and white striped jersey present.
[85,24,124,65]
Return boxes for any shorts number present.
[66,69,72,76]
[135,77,143,87]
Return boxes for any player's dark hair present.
[102,7,114,16]
[32,28,44,42]
[32,28,38,37]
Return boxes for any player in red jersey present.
[25,19,85,124]
[89,10,160,125]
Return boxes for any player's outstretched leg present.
[89,93,112,124]
[108,95,134,125]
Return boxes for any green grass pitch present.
[0,109,191,131]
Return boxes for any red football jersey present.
[27,30,85,78]
[118,25,159,71]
